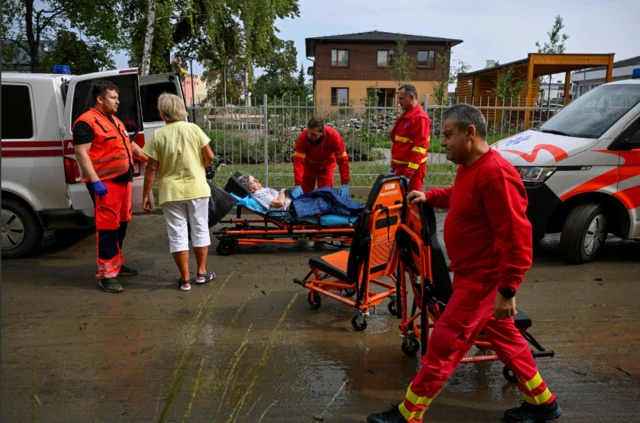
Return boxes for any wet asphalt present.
[1,213,639,422]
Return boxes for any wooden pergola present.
[456,53,615,128]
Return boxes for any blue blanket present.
[292,187,365,218]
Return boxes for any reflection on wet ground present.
[2,213,639,422]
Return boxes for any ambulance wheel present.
[388,298,398,315]
[560,203,607,264]
[351,314,368,331]
[1,199,43,259]
[402,337,420,356]
[503,366,518,383]
[216,239,236,256]
[307,291,321,309]
[344,288,356,297]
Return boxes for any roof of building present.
[577,55,640,73]
[305,30,463,57]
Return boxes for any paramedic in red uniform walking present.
[291,117,351,200]
[73,80,148,294]
[389,84,431,191]
[367,104,562,423]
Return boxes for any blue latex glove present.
[387,167,395,174]
[339,185,350,200]
[291,186,303,199]
[92,180,108,199]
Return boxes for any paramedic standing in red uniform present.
[389,84,431,191]
[73,80,148,294]
[291,117,351,200]
[368,104,562,423]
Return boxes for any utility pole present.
[190,57,196,124]
[140,0,156,76]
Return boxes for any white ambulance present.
[1,68,184,258]
[492,71,640,263]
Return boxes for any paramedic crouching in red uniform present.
[291,117,351,200]
[368,104,562,423]
[389,84,431,191]
[73,80,148,294]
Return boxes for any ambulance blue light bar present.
[632,68,640,79]
[53,65,71,74]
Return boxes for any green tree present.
[1,0,128,72]
[535,15,569,54]
[536,15,570,104]
[40,30,114,74]
[492,66,529,101]
[388,36,415,86]
[433,47,469,105]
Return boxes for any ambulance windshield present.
[540,84,640,139]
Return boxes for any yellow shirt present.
[143,121,211,205]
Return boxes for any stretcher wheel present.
[388,298,398,316]
[351,314,368,331]
[307,291,321,309]
[503,366,518,383]
[216,239,236,256]
[401,337,420,356]
[343,288,356,297]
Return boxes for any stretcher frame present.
[294,174,408,331]
[395,203,555,382]
[211,172,358,255]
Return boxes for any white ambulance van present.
[1,68,183,258]
[492,70,640,263]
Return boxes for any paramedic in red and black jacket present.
[291,117,351,200]
[368,104,562,423]
[389,84,431,191]
[73,80,148,294]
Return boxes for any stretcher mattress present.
[230,194,358,226]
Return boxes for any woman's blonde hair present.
[157,93,188,123]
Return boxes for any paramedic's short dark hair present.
[398,84,418,100]
[307,117,325,131]
[92,80,119,103]
[443,104,487,140]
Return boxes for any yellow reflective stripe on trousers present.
[518,372,543,392]
[393,159,409,165]
[293,151,306,159]
[398,403,427,423]
[395,135,411,143]
[407,157,427,170]
[405,385,433,406]
[411,146,427,154]
[522,387,553,405]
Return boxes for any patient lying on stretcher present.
[238,174,293,211]
[237,174,364,218]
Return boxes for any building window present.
[367,87,396,107]
[377,50,395,67]
[1,84,34,139]
[417,50,435,68]
[331,49,349,67]
[331,88,349,106]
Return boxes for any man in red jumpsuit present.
[291,117,351,200]
[389,84,431,191]
[368,104,561,423]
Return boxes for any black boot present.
[504,400,562,423]
[367,406,406,423]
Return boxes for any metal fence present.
[187,95,563,189]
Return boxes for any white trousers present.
[162,198,211,253]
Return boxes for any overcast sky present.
[115,0,639,84]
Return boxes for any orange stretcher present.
[212,172,357,255]
[395,202,555,382]
[294,174,409,331]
